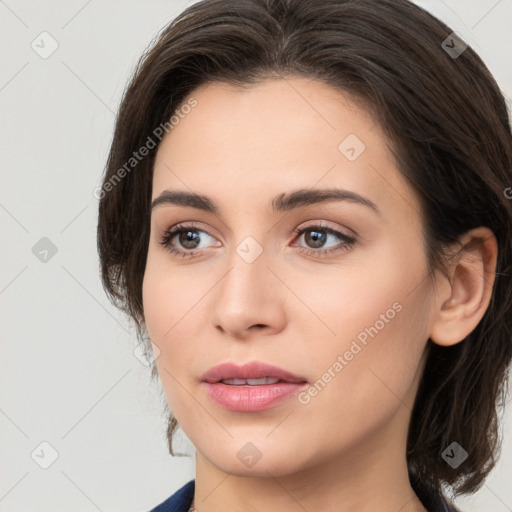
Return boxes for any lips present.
[201,361,308,385]
[200,361,308,412]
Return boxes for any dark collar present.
[148,478,460,512]
[149,479,195,512]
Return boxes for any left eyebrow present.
[271,188,381,217]
[151,187,381,217]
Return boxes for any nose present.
[210,248,287,340]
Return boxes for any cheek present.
[142,249,196,341]
[142,252,208,377]
[294,241,430,412]
[142,260,199,422]
[295,301,429,453]
[287,237,426,342]
[142,261,169,341]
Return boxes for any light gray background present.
[1,1,511,511]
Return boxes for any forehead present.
[151,78,421,224]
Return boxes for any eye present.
[158,223,219,258]
[292,223,356,256]
[158,222,357,258]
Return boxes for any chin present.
[197,439,313,478]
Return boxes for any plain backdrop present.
[1,1,511,511]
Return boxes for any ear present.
[429,227,498,347]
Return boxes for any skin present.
[142,77,497,512]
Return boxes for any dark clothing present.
[149,479,195,512]
[148,479,462,511]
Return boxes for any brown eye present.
[293,224,356,256]
[159,223,218,257]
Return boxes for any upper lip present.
[201,361,308,384]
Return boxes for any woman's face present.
[142,77,437,476]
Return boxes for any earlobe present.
[429,227,498,347]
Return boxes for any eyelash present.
[158,222,356,258]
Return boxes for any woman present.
[96,0,512,511]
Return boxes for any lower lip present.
[202,382,308,412]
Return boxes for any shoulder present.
[148,479,195,512]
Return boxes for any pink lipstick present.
[201,361,308,412]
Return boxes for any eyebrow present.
[151,188,381,217]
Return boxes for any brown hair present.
[97,0,512,502]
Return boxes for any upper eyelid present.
[164,221,219,240]
[161,221,354,244]
[159,222,357,261]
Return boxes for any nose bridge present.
[217,240,270,313]
[210,235,285,336]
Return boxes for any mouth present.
[200,361,308,412]
[201,361,308,384]
[218,377,284,386]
